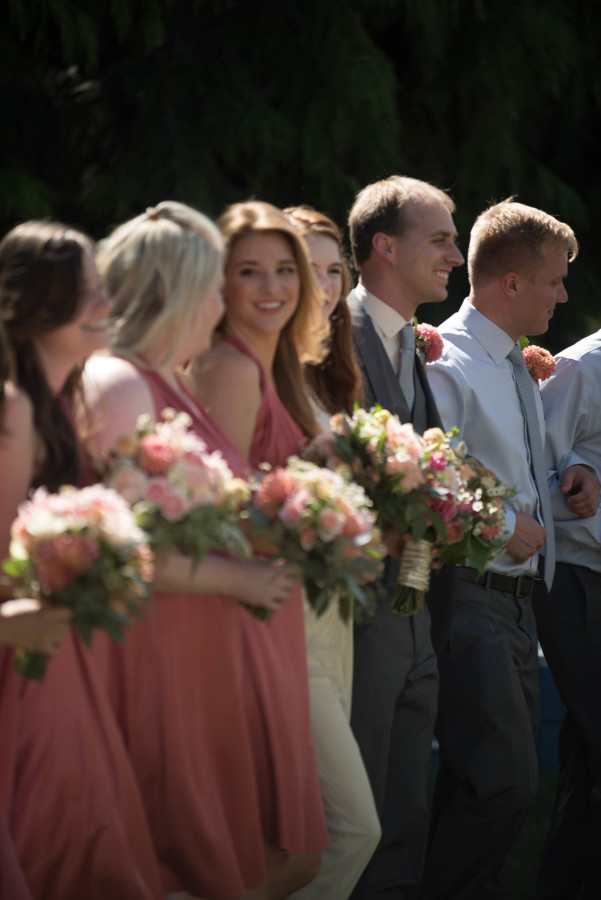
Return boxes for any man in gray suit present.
[347,175,464,899]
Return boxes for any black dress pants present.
[421,572,542,899]
[533,562,601,900]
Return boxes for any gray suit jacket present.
[347,288,443,435]
[348,289,452,647]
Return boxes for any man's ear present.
[500,271,520,298]
[372,232,395,262]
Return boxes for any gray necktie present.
[507,344,555,590]
[398,324,416,415]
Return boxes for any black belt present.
[455,566,540,599]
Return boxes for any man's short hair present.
[468,199,578,287]
[348,175,455,268]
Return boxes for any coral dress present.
[0,635,162,900]
[0,813,31,900]
[225,335,329,854]
[93,367,265,899]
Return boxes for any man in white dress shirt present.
[534,330,601,898]
[346,175,464,900]
[421,200,599,899]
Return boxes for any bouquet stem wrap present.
[393,539,431,615]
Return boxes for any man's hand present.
[560,464,600,518]
[505,512,547,563]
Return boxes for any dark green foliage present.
[2,0,601,350]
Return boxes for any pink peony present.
[138,435,178,475]
[480,524,501,540]
[522,345,556,382]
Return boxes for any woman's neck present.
[224,324,279,383]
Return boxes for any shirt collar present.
[355,282,409,340]
[457,299,516,363]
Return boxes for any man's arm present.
[541,355,601,520]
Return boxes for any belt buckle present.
[514,575,531,598]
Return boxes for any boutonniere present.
[414,322,443,364]
[519,336,556,383]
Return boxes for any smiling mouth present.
[435,271,450,281]
[255,301,285,312]
[83,320,109,332]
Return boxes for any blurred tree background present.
[2,0,601,350]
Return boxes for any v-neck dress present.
[92,365,266,899]
[225,335,329,854]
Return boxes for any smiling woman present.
[187,200,330,899]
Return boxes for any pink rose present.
[145,477,169,505]
[138,435,178,475]
[279,489,309,526]
[109,467,148,504]
[159,491,187,521]
[318,508,345,540]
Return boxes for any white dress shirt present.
[354,283,409,372]
[541,330,601,572]
[428,299,553,578]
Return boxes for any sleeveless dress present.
[92,366,266,899]
[0,814,31,900]
[225,335,329,854]
[0,409,163,900]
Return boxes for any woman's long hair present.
[0,221,92,489]
[218,201,327,438]
[284,205,362,416]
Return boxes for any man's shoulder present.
[556,329,601,367]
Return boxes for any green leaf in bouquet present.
[467,535,491,576]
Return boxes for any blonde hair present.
[468,199,579,288]
[99,201,224,367]
[218,201,326,437]
[349,175,456,267]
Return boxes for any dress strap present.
[222,334,267,393]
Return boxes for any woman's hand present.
[228,558,301,613]
[0,600,71,654]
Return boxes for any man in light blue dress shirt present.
[535,330,601,898]
[421,200,599,899]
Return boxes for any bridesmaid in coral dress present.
[0,222,162,900]
[188,200,330,899]
[83,202,298,900]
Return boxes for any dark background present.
[2,0,600,352]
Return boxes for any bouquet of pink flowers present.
[306,407,510,614]
[102,408,251,566]
[241,457,385,621]
[3,484,154,680]
[436,457,511,572]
